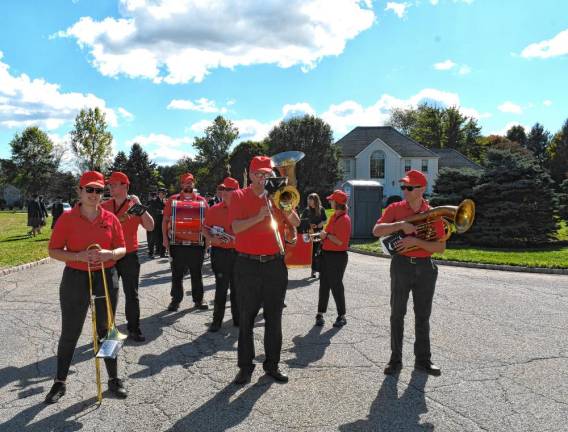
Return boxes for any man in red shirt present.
[316,190,352,328]
[373,169,446,376]
[102,172,155,342]
[162,173,209,311]
[229,156,300,385]
[203,177,240,332]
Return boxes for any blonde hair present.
[307,193,322,217]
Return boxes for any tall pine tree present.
[124,143,158,200]
[547,119,568,185]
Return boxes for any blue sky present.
[1,0,567,167]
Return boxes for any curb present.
[349,248,568,275]
[0,257,52,277]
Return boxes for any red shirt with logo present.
[204,202,235,249]
[322,211,352,252]
[228,186,289,255]
[377,199,445,258]
[101,198,142,253]
[49,204,125,271]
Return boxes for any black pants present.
[235,255,287,372]
[311,240,322,273]
[389,255,438,364]
[115,252,141,333]
[56,267,119,381]
[170,244,205,305]
[317,250,348,317]
[148,215,164,255]
[211,247,238,325]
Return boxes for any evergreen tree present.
[109,151,129,174]
[558,179,568,222]
[70,107,113,171]
[468,148,557,247]
[526,123,551,166]
[506,125,527,147]
[228,140,267,188]
[547,119,568,185]
[266,114,341,206]
[124,143,158,200]
[9,126,58,197]
[441,107,466,150]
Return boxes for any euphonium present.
[270,151,304,212]
[380,199,476,256]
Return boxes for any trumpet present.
[203,224,235,243]
[302,231,322,243]
[86,244,127,404]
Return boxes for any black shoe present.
[45,381,66,404]
[265,368,289,383]
[208,322,221,332]
[167,301,180,312]
[128,330,146,342]
[160,254,166,258]
[315,314,325,327]
[384,361,402,375]
[333,316,347,328]
[311,272,316,278]
[108,378,128,398]
[148,254,154,259]
[195,302,209,310]
[233,369,252,385]
[415,360,441,376]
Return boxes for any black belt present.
[237,252,283,263]
[394,255,432,265]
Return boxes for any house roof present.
[430,148,483,171]
[336,126,438,158]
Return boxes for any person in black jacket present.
[147,189,167,258]
[299,193,327,278]
[51,197,64,228]
[27,195,47,237]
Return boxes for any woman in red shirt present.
[44,171,127,404]
[316,190,352,328]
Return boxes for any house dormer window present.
[404,159,411,172]
[370,150,385,179]
[421,159,428,172]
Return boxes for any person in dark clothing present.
[299,193,327,278]
[27,195,45,237]
[51,197,64,228]
[147,188,167,258]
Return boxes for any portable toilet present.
[342,180,383,239]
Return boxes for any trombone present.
[86,244,127,404]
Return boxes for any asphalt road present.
[1,238,567,431]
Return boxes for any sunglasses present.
[400,185,422,192]
[83,186,104,194]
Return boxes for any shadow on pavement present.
[285,325,339,369]
[339,370,432,432]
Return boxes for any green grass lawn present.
[0,212,52,269]
[351,240,568,269]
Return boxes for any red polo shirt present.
[377,199,445,258]
[49,204,125,271]
[204,202,235,249]
[101,198,142,253]
[322,211,352,252]
[228,186,289,255]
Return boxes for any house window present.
[404,159,411,172]
[370,151,385,179]
[343,159,351,177]
[421,159,428,172]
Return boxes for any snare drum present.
[169,200,205,245]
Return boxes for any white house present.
[337,126,482,200]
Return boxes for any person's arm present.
[283,208,300,228]
[372,220,416,238]
[130,195,154,231]
[232,207,269,234]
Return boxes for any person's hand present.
[74,250,90,262]
[258,206,270,220]
[130,194,141,205]
[395,235,419,252]
[398,221,417,235]
[87,248,113,264]
[319,230,328,240]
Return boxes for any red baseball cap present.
[399,169,427,187]
[107,171,130,185]
[249,156,274,173]
[326,190,348,205]
[180,173,194,184]
[219,177,240,190]
[79,171,105,188]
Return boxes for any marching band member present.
[45,171,127,403]
[148,188,167,258]
[162,173,209,312]
[300,193,327,278]
[101,172,154,342]
[229,156,300,385]
[372,169,445,376]
[202,177,240,332]
[315,190,352,328]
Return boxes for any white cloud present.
[167,98,227,113]
[282,102,316,120]
[458,65,471,75]
[430,0,439,4]
[498,101,523,114]
[433,59,456,70]
[385,2,411,18]
[118,107,134,120]
[0,51,118,130]
[543,99,552,107]
[126,133,194,165]
[521,28,568,59]
[57,0,376,84]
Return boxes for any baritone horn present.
[270,151,305,212]
[86,244,127,404]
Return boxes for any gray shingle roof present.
[431,148,483,171]
[336,126,438,158]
